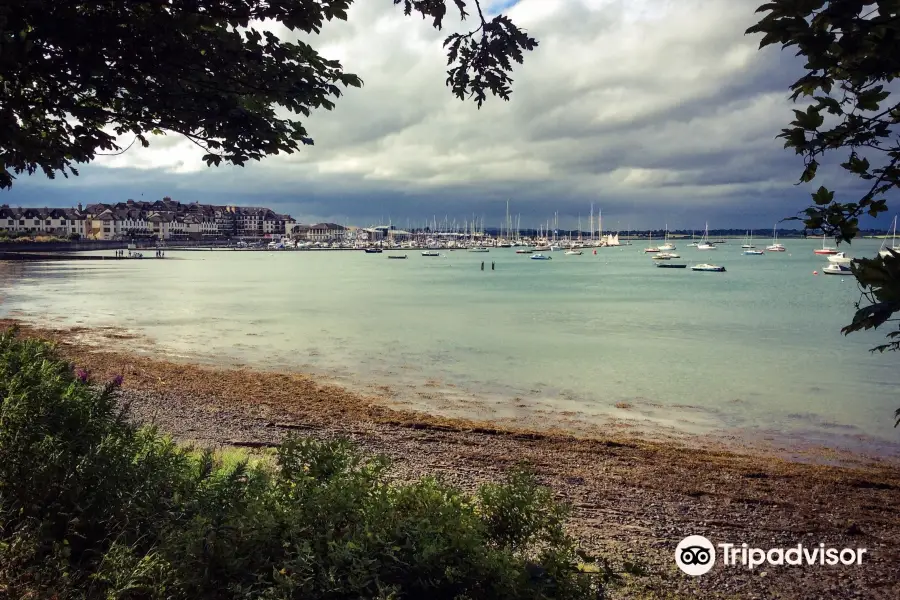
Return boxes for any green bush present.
[0,329,602,599]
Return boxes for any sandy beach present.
[3,319,899,599]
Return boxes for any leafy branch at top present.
[396,0,538,107]
[746,0,899,243]
[0,0,537,189]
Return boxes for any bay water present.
[1,239,898,455]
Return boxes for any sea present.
[2,239,898,457]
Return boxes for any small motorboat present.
[696,242,716,250]
[743,249,764,255]
[822,263,851,275]
[364,247,383,253]
[691,263,726,272]
[656,262,687,268]
[515,248,534,254]
[421,250,440,257]
[388,254,408,259]
[644,246,660,253]
[653,252,680,260]
[565,249,583,255]
[827,252,852,264]
[468,247,490,253]
[530,253,552,260]
[766,243,786,252]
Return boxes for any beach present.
[4,319,898,600]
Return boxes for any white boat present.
[827,252,852,264]
[658,224,676,251]
[766,224,786,252]
[530,253,552,260]
[565,249,583,255]
[813,234,838,255]
[421,250,440,257]
[515,248,533,254]
[687,230,698,247]
[879,216,898,258]
[743,249,764,255]
[653,252,681,260]
[468,247,490,253]
[644,232,660,253]
[741,230,755,249]
[691,263,726,272]
[822,263,851,275]
[697,222,716,250]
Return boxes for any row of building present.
[0,199,359,242]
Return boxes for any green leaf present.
[811,185,834,206]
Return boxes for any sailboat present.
[697,223,716,250]
[658,224,676,251]
[741,231,755,249]
[743,231,764,255]
[879,215,898,258]
[766,224,786,252]
[644,231,660,253]
[687,230,698,247]
[813,233,838,255]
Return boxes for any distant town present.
[0,198,891,246]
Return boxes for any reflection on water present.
[1,242,899,456]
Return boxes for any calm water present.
[1,240,898,455]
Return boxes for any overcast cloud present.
[2,0,890,230]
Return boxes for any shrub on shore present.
[0,329,602,599]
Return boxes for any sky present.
[2,0,894,231]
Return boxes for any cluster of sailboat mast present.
[372,203,899,273]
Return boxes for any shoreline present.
[2,319,899,598]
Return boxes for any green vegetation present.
[0,329,602,599]
[0,0,535,189]
[748,1,900,368]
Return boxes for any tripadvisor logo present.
[675,535,868,575]
[675,535,716,576]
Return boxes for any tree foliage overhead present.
[0,0,537,189]
[748,1,900,362]
[747,0,899,242]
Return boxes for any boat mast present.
[590,203,594,244]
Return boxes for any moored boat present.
[530,253,552,260]
[878,216,898,258]
[656,262,687,268]
[421,250,440,256]
[822,263,851,275]
[388,254,408,259]
[691,263,726,272]
[827,252,851,264]
[814,234,838,255]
